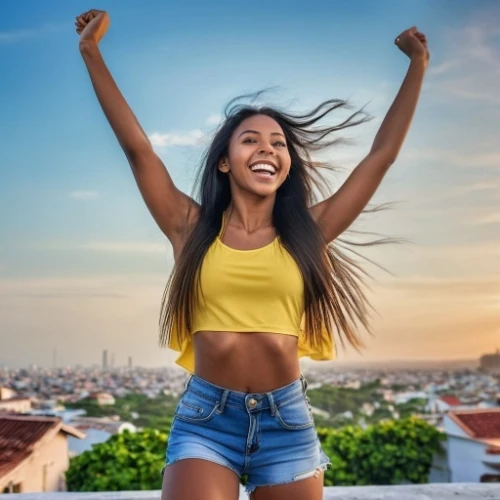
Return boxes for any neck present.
[225,193,275,233]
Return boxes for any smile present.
[249,163,277,176]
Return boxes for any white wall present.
[447,436,498,482]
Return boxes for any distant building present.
[0,387,32,414]
[427,395,464,414]
[394,391,428,405]
[67,417,136,456]
[443,408,500,483]
[89,392,115,406]
[0,397,32,414]
[480,350,500,374]
[0,415,84,493]
[102,349,108,370]
[0,387,15,400]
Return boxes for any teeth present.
[250,163,276,174]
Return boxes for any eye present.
[274,141,287,147]
[242,137,257,144]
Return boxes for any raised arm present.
[310,27,429,244]
[76,10,198,253]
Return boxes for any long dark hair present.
[159,93,398,353]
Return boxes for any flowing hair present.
[159,92,399,353]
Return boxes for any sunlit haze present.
[1,0,499,369]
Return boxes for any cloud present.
[10,291,128,299]
[427,60,459,77]
[427,10,500,104]
[382,275,499,297]
[402,148,500,169]
[79,242,168,253]
[448,181,500,197]
[206,114,222,126]
[0,24,66,43]
[34,241,169,254]
[148,129,205,147]
[465,212,500,225]
[0,274,166,302]
[69,190,99,200]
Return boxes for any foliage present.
[66,417,444,491]
[65,393,179,429]
[66,429,169,492]
[317,417,446,486]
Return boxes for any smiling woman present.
[75,7,429,500]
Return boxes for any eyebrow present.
[238,129,285,139]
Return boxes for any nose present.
[258,142,276,155]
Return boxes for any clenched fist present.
[395,27,430,63]
[75,9,110,49]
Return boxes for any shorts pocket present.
[274,393,314,430]
[175,391,220,424]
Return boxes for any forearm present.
[79,42,151,159]
[370,56,427,161]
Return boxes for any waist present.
[192,330,301,391]
[182,373,308,411]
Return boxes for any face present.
[219,114,292,198]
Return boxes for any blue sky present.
[1,0,499,369]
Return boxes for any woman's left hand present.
[395,27,429,63]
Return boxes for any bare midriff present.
[193,331,301,393]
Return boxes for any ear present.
[218,157,230,173]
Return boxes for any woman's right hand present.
[75,9,109,49]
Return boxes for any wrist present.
[410,54,429,70]
[79,39,100,56]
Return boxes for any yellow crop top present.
[167,221,335,373]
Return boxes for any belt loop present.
[300,373,308,394]
[267,391,276,416]
[219,389,229,414]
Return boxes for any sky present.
[0,0,499,370]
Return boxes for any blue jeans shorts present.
[163,373,331,495]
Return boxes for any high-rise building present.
[479,349,500,373]
[128,356,132,369]
[102,349,108,370]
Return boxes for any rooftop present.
[449,408,500,439]
[0,415,84,479]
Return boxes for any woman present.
[76,9,429,500]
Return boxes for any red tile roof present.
[439,395,462,406]
[448,408,500,439]
[0,415,84,479]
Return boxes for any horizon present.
[1,0,499,369]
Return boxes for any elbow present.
[124,140,153,163]
[369,149,397,170]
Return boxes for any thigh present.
[250,470,324,500]
[161,458,241,500]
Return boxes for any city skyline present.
[1,0,499,369]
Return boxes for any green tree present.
[318,417,445,486]
[66,417,444,491]
[66,429,169,491]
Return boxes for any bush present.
[66,417,445,491]
[66,428,168,491]
[317,417,445,486]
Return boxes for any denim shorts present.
[163,373,331,495]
